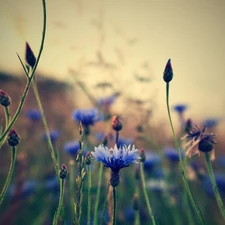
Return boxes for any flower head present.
[72,108,103,127]
[182,125,216,160]
[7,129,20,147]
[25,109,42,121]
[63,140,80,156]
[173,104,187,114]
[0,90,11,107]
[202,118,219,129]
[91,144,140,173]
[42,129,60,143]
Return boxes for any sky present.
[0,0,225,125]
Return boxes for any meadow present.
[0,1,225,225]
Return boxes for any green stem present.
[53,179,65,225]
[32,78,58,174]
[4,106,11,130]
[0,146,17,205]
[93,163,103,225]
[0,0,47,147]
[204,152,225,219]
[140,163,156,225]
[112,187,117,225]
[87,165,92,225]
[69,159,75,223]
[166,83,205,225]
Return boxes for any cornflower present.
[91,144,140,187]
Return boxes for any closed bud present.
[59,164,68,179]
[185,119,192,134]
[198,136,215,153]
[25,42,36,68]
[7,129,20,147]
[112,116,123,131]
[85,152,92,165]
[163,59,173,83]
[139,148,146,162]
[0,90,11,107]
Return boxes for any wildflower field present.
[0,1,225,225]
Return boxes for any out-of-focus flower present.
[163,147,184,163]
[92,144,140,187]
[42,129,60,143]
[72,108,103,127]
[117,137,133,148]
[63,140,80,156]
[202,118,219,129]
[97,94,117,107]
[124,207,135,223]
[144,152,161,171]
[25,109,42,121]
[44,174,59,192]
[203,172,225,197]
[173,104,187,114]
[182,125,216,160]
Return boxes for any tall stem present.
[0,146,17,205]
[112,187,117,225]
[93,163,103,225]
[53,179,65,225]
[87,165,92,225]
[140,163,156,225]
[166,83,205,225]
[32,78,58,174]
[205,152,225,219]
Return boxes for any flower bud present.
[59,164,68,179]
[112,116,123,131]
[0,90,11,107]
[198,136,215,153]
[7,130,20,147]
[25,42,36,68]
[163,59,173,83]
[85,152,92,165]
[139,148,146,162]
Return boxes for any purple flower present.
[44,174,59,192]
[63,140,80,156]
[173,104,187,114]
[42,130,60,143]
[72,108,103,126]
[144,152,161,171]
[25,109,42,121]
[163,147,184,162]
[202,118,219,128]
[97,94,117,107]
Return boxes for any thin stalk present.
[204,152,225,219]
[94,163,103,225]
[32,78,58,174]
[140,163,156,225]
[115,131,119,146]
[112,187,117,225]
[0,0,47,146]
[69,159,75,223]
[53,179,65,225]
[166,83,205,225]
[87,165,92,225]
[4,106,11,130]
[0,146,17,205]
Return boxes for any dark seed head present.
[198,136,215,153]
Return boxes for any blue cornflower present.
[92,144,140,186]
[63,140,80,156]
[173,104,187,114]
[44,174,59,192]
[163,147,184,162]
[25,109,42,121]
[42,129,60,143]
[72,108,103,127]
[202,118,219,128]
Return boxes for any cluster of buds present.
[0,90,11,107]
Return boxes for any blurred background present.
[0,0,225,224]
